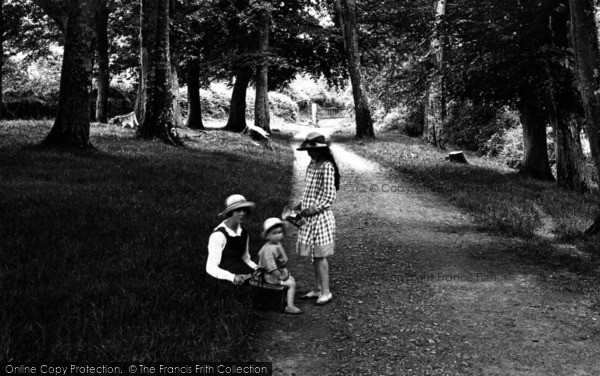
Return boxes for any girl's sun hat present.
[297,131,331,151]
[262,217,284,238]
[219,194,256,217]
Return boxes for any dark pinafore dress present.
[214,227,254,275]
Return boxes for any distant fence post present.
[311,102,318,127]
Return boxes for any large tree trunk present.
[186,59,204,129]
[95,0,109,123]
[424,0,446,149]
[569,0,600,234]
[254,5,271,133]
[553,114,591,191]
[41,0,99,149]
[570,0,600,179]
[517,88,555,181]
[542,0,590,191]
[334,0,374,138]
[137,0,182,146]
[225,67,253,132]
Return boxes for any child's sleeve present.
[259,246,279,273]
[314,162,336,214]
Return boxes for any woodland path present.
[248,125,600,376]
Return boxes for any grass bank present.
[0,120,295,361]
[340,131,600,255]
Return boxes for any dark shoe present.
[315,293,333,306]
[298,290,321,300]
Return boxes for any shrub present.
[269,92,299,122]
[199,85,231,119]
[496,126,524,169]
[444,102,500,151]
[379,105,424,137]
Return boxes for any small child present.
[258,218,302,314]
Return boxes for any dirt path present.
[249,133,600,376]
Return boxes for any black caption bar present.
[1,363,272,376]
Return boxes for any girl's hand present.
[300,206,317,217]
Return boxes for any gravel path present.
[248,133,600,376]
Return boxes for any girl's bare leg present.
[314,257,330,295]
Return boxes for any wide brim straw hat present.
[219,194,256,217]
[261,217,284,238]
[297,131,331,151]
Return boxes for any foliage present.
[0,120,295,361]
[3,0,62,61]
[444,102,511,152]
[190,0,346,88]
[379,105,424,137]
[269,91,299,122]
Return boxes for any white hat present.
[219,194,256,217]
[261,217,284,238]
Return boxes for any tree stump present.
[584,214,600,236]
[445,151,468,164]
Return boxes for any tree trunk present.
[569,0,600,184]
[424,0,446,149]
[517,88,555,181]
[137,0,182,146]
[225,66,253,132]
[171,56,181,127]
[0,0,4,120]
[135,44,148,125]
[542,0,590,191]
[41,0,99,149]
[334,0,374,138]
[186,59,204,129]
[553,114,591,191]
[254,5,271,133]
[95,0,109,123]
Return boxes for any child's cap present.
[262,217,284,238]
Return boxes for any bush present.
[200,86,231,119]
[269,92,299,122]
[495,126,523,169]
[379,105,424,137]
[444,102,501,151]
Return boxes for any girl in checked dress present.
[295,132,340,306]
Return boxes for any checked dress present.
[296,160,336,257]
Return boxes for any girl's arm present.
[242,236,258,270]
[312,162,336,214]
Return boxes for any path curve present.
[249,134,600,376]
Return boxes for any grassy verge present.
[0,120,295,361]
[339,130,600,254]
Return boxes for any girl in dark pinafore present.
[206,194,258,285]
